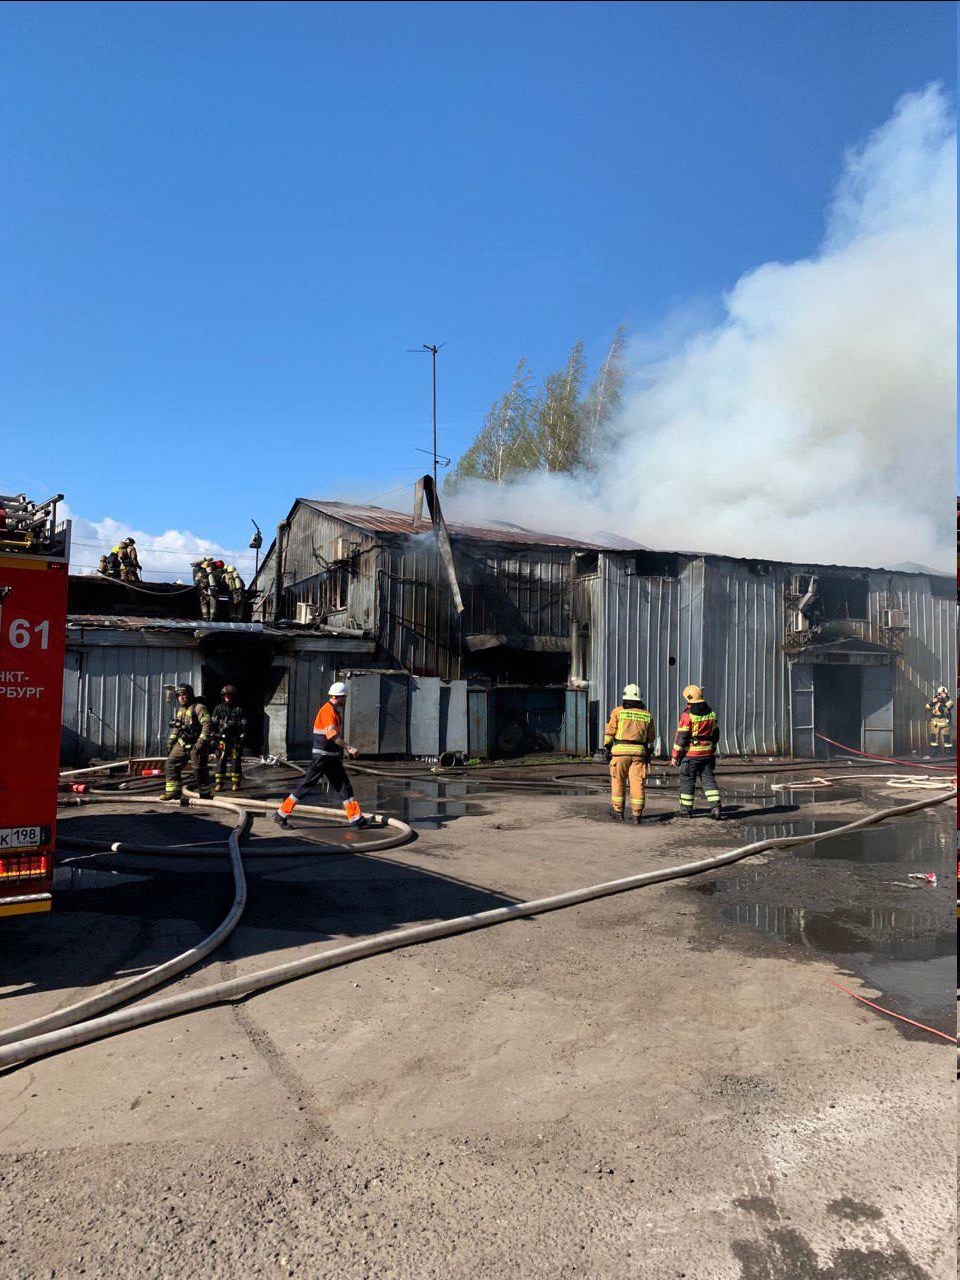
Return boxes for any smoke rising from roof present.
[448,86,956,571]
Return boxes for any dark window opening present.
[635,552,681,578]
[575,551,599,577]
[818,575,869,620]
[930,576,954,599]
[317,568,349,613]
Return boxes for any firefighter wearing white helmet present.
[602,682,656,824]
[924,684,954,754]
[223,564,246,620]
[274,680,369,828]
[672,684,722,819]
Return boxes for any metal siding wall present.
[702,563,787,756]
[64,641,200,763]
[598,556,791,758]
[287,652,340,757]
[601,557,683,757]
[597,556,951,759]
[884,577,956,754]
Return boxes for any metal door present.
[790,663,815,757]
[378,674,409,754]
[344,672,381,754]
[409,676,440,757]
[861,663,894,756]
[564,688,589,755]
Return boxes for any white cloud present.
[64,504,259,583]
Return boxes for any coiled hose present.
[0,793,249,1046]
[4,786,412,1051]
[1,784,953,1071]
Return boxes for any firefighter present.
[192,558,218,622]
[161,683,214,801]
[212,684,246,791]
[118,538,142,583]
[603,682,656,824]
[925,685,954,754]
[274,681,368,829]
[671,684,722,819]
[223,565,246,621]
[98,548,122,579]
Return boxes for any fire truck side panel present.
[0,554,69,914]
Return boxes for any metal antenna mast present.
[408,342,445,489]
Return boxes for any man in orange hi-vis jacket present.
[273,681,369,829]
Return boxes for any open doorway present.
[812,665,863,757]
[199,637,275,755]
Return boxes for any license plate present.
[0,826,41,850]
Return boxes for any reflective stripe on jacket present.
[312,700,344,756]
[169,703,213,748]
[604,705,655,758]
[672,704,719,761]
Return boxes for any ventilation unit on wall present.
[880,608,909,631]
[295,601,319,625]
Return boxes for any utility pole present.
[409,342,446,490]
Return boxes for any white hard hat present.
[328,681,348,697]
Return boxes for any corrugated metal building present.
[254,499,590,681]
[61,613,374,765]
[251,499,596,757]
[64,500,953,765]
[575,550,955,758]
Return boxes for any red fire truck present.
[0,493,70,917]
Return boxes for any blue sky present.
[1,1,955,574]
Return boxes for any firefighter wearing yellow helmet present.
[602,682,656,824]
[671,684,722,819]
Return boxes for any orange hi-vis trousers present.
[609,755,647,815]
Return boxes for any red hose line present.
[814,733,955,773]
[826,977,957,1044]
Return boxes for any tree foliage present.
[447,327,628,491]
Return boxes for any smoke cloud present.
[448,86,957,571]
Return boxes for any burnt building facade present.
[575,551,955,758]
[251,499,595,758]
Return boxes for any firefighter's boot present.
[710,804,723,821]
[632,812,643,826]
[609,807,624,822]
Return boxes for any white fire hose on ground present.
[0,785,954,1072]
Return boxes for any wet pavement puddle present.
[691,815,955,1034]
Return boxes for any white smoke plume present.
[64,504,258,583]
[448,86,957,572]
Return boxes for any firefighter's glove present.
[603,746,612,763]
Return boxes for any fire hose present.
[0,788,414,1050]
[0,784,954,1071]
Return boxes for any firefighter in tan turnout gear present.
[603,683,656,824]
[925,685,954,753]
[161,683,214,801]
